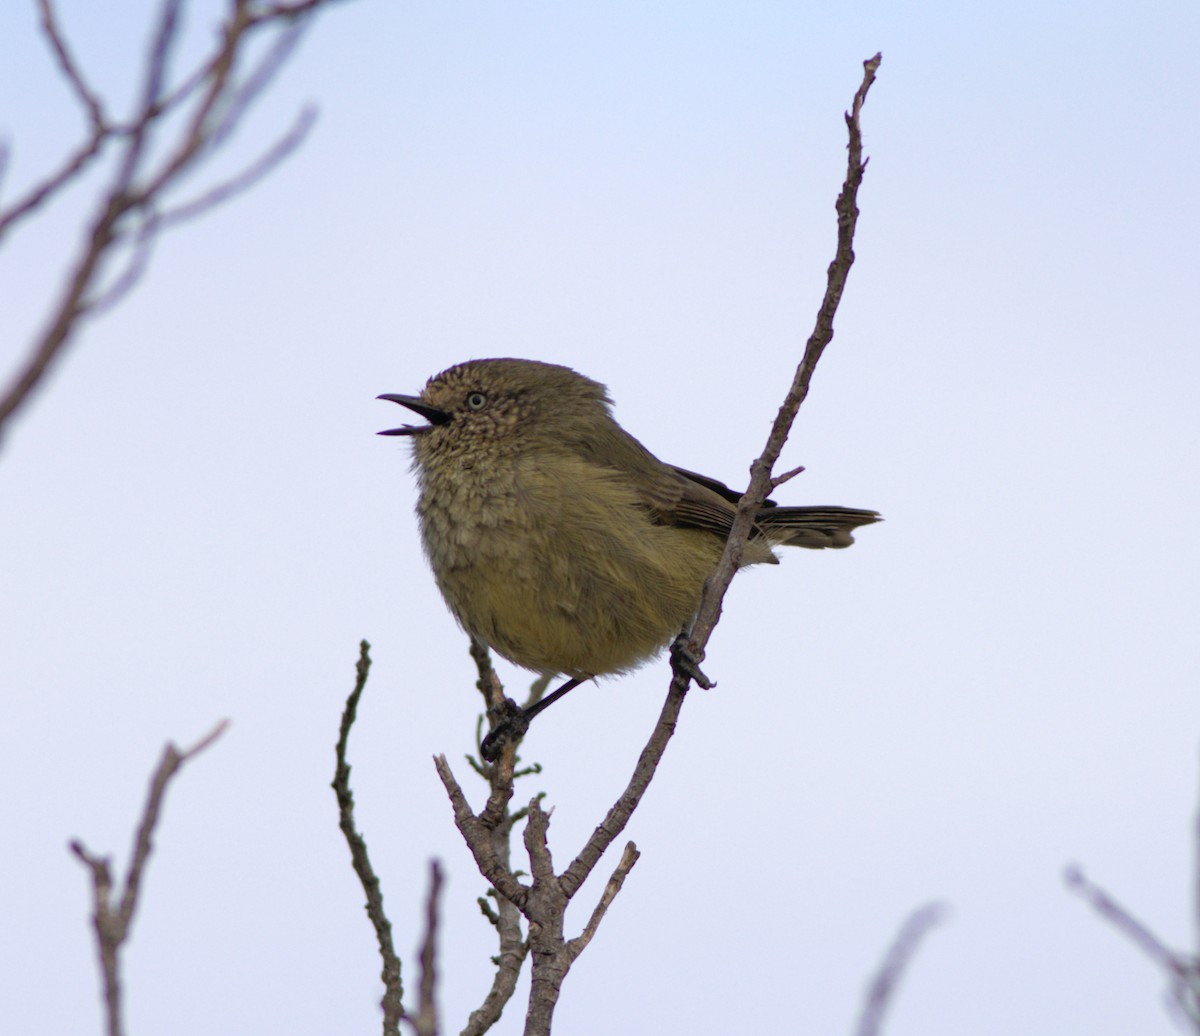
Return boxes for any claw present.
[670,635,715,690]
[480,697,530,762]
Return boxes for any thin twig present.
[156,106,318,231]
[0,0,350,445]
[1067,863,1200,1028]
[1195,758,1200,974]
[69,720,229,1036]
[0,2,111,242]
[1065,865,1188,977]
[410,860,444,1036]
[522,799,556,888]
[333,640,405,1036]
[36,0,105,128]
[559,681,685,899]
[854,903,946,1036]
[0,133,107,244]
[565,841,640,963]
[205,19,311,153]
[684,52,882,664]
[433,755,529,909]
[770,463,806,490]
[521,673,553,711]
[84,208,162,315]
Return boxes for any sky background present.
[3,1,1199,1034]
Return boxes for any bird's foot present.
[480,697,530,762]
[670,634,715,690]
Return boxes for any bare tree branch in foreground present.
[412,860,445,1036]
[854,903,947,1036]
[0,0,358,448]
[70,720,229,1036]
[333,640,406,1036]
[425,52,884,1036]
[1066,865,1200,1031]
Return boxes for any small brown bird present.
[380,358,879,757]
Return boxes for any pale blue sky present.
[3,2,1198,1034]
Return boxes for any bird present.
[379,358,879,758]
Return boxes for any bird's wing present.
[574,426,767,539]
[639,465,769,540]
[668,466,777,509]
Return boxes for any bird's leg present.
[670,633,715,689]
[480,676,586,762]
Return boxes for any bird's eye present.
[466,392,487,410]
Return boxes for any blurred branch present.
[410,860,444,1036]
[333,640,406,1036]
[854,903,946,1036]
[1066,865,1200,1030]
[0,0,355,448]
[70,720,228,1036]
[36,0,104,127]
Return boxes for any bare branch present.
[461,898,529,1036]
[70,720,228,1036]
[559,681,685,900]
[250,0,344,19]
[522,798,557,887]
[684,52,881,664]
[565,841,640,963]
[84,209,162,315]
[409,860,444,1036]
[155,106,318,231]
[1066,864,1200,1026]
[769,463,806,490]
[36,0,105,129]
[333,640,405,1036]
[434,754,529,909]
[854,903,946,1036]
[1065,865,1186,977]
[110,0,185,196]
[0,133,108,244]
[205,19,311,153]
[0,1,112,241]
[0,0,352,445]
[1195,760,1200,970]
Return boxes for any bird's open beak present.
[376,394,451,436]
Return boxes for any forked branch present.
[70,721,228,1036]
[0,0,356,446]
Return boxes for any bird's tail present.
[757,506,882,549]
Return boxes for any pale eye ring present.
[466,392,487,410]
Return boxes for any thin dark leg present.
[523,676,585,723]
[480,676,585,762]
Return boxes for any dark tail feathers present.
[757,506,882,549]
